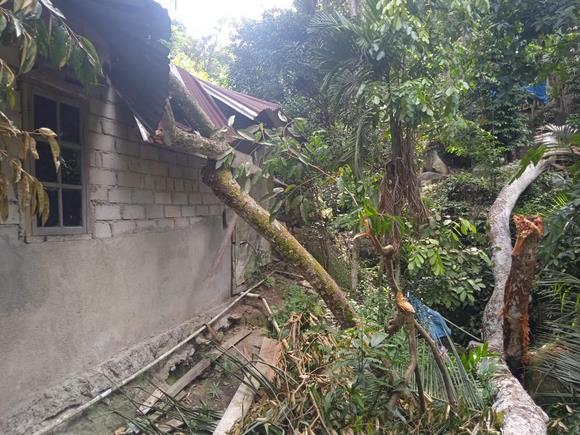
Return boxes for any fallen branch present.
[202,164,358,328]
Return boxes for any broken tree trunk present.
[484,162,549,435]
[202,164,358,329]
[503,215,543,372]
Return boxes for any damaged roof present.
[54,0,171,135]
[176,68,283,130]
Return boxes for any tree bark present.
[350,238,359,293]
[202,164,358,329]
[484,162,546,352]
[484,162,549,435]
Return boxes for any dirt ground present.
[60,266,299,434]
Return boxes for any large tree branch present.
[484,162,549,435]
[202,164,358,328]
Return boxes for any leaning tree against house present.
[0,0,101,222]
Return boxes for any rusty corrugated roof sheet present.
[200,79,281,121]
[176,68,283,129]
[176,68,228,129]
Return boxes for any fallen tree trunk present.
[163,68,357,329]
[484,162,549,435]
[202,164,358,328]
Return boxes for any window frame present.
[24,84,88,236]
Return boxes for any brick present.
[209,205,224,216]
[172,192,188,205]
[189,155,206,168]
[141,144,158,160]
[88,132,115,152]
[94,204,121,220]
[169,165,183,178]
[132,190,154,204]
[157,218,175,231]
[111,220,136,236]
[189,193,202,205]
[202,193,218,205]
[118,172,143,188]
[94,222,112,239]
[196,205,209,216]
[159,149,177,165]
[134,219,158,232]
[122,205,145,220]
[173,179,184,192]
[154,192,171,204]
[143,176,155,190]
[89,168,117,186]
[88,185,108,201]
[91,100,118,119]
[175,217,189,228]
[153,176,167,191]
[128,158,149,174]
[88,151,102,168]
[146,205,164,219]
[181,206,195,217]
[150,161,169,176]
[199,183,212,193]
[164,205,181,218]
[108,188,132,203]
[87,115,102,133]
[102,119,128,138]
[115,139,140,157]
[102,153,128,171]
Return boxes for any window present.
[32,93,84,234]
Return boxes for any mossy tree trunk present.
[202,164,358,328]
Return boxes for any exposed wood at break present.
[484,163,549,435]
[139,329,252,415]
[484,162,546,353]
[212,337,282,435]
[503,215,543,371]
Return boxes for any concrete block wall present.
[87,87,225,239]
[0,77,236,430]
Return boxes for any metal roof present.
[176,68,283,129]
[176,67,228,129]
[55,0,171,135]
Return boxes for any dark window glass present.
[37,189,59,227]
[33,95,57,131]
[60,103,80,143]
[61,147,82,185]
[62,189,82,226]
[35,142,58,183]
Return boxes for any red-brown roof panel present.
[177,68,228,129]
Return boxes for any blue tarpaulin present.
[407,293,451,341]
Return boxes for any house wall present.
[0,76,234,424]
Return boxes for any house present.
[0,1,278,432]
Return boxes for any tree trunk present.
[484,162,549,435]
[503,215,543,372]
[163,66,358,329]
[202,164,358,329]
[350,239,359,293]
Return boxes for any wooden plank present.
[139,328,252,415]
[212,337,281,435]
